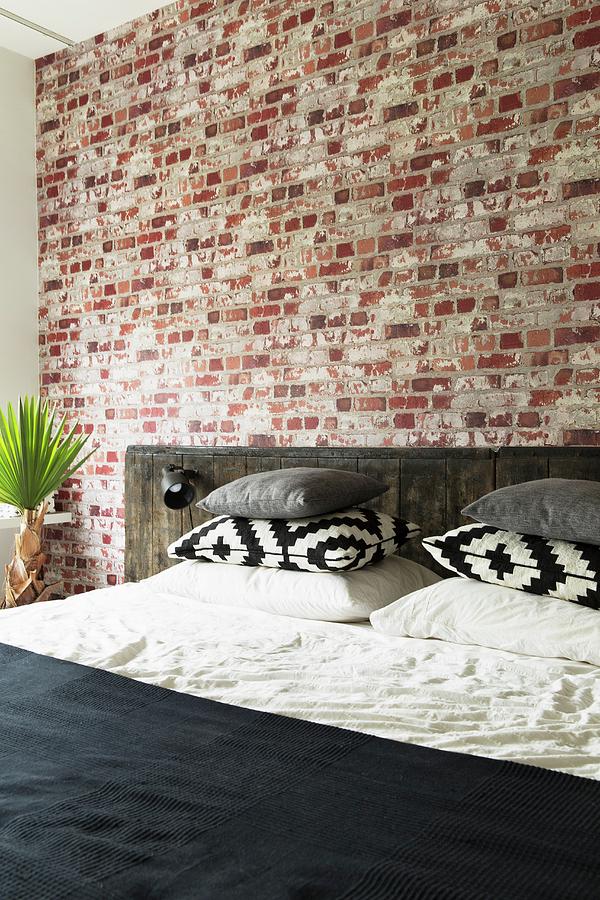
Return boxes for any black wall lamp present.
[160,466,199,510]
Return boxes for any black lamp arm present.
[164,465,199,479]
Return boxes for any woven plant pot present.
[2,501,58,609]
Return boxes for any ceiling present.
[0,2,165,58]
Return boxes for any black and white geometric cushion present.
[423,523,600,609]
[168,508,420,573]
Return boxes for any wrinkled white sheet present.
[1,582,599,779]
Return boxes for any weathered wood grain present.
[446,457,494,529]
[358,458,400,517]
[246,456,282,476]
[214,454,248,490]
[124,451,153,582]
[317,457,359,473]
[549,456,600,481]
[151,452,183,575]
[187,454,216,528]
[280,457,320,469]
[400,458,446,571]
[496,454,548,488]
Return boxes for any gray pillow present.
[462,478,600,545]
[198,467,388,519]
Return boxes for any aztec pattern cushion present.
[423,523,600,609]
[168,508,420,573]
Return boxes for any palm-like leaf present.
[0,396,94,512]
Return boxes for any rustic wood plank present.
[399,458,446,571]
[151,452,183,577]
[549,456,600,481]
[280,457,320,469]
[358,458,400,517]
[446,456,494,530]
[213,454,248,490]
[187,454,216,528]
[317,457,358,472]
[124,451,153,583]
[131,445,544,461]
[400,458,446,534]
[246,456,282,476]
[496,455,548,489]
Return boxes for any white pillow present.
[143,556,441,623]
[370,576,600,666]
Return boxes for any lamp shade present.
[160,466,198,510]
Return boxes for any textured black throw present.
[0,642,599,900]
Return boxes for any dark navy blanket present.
[0,641,599,899]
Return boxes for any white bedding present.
[1,581,600,780]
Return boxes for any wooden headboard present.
[125,446,600,582]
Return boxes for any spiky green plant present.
[0,396,94,609]
[0,396,93,513]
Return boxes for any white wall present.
[0,47,38,561]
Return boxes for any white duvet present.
[1,582,600,780]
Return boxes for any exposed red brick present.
[554,72,600,100]
[244,42,271,61]
[476,115,519,137]
[384,101,418,121]
[432,72,452,91]
[517,171,539,188]
[477,353,520,369]
[563,430,600,445]
[518,412,540,428]
[438,32,457,51]
[573,25,600,48]
[456,65,474,83]
[574,282,600,301]
[497,31,517,50]
[376,12,411,36]
[35,0,600,593]
[563,178,600,199]
[417,39,435,57]
[378,233,412,251]
[499,92,522,112]
[411,378,452,392]
[392,193,414,211]
[410,152,449,171]
[566,6,600,29]
[490,217,507,232]
[385,324,420,338]
[521,19,563,43]
[247,240,274,255]
[500,333,523,350]
[555,326,600,346]
[530,390,563,406]
[498,272,517,289]
[464,180,486,198]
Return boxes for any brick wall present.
[37,0,600,592]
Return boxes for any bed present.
[1,445,599,898]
